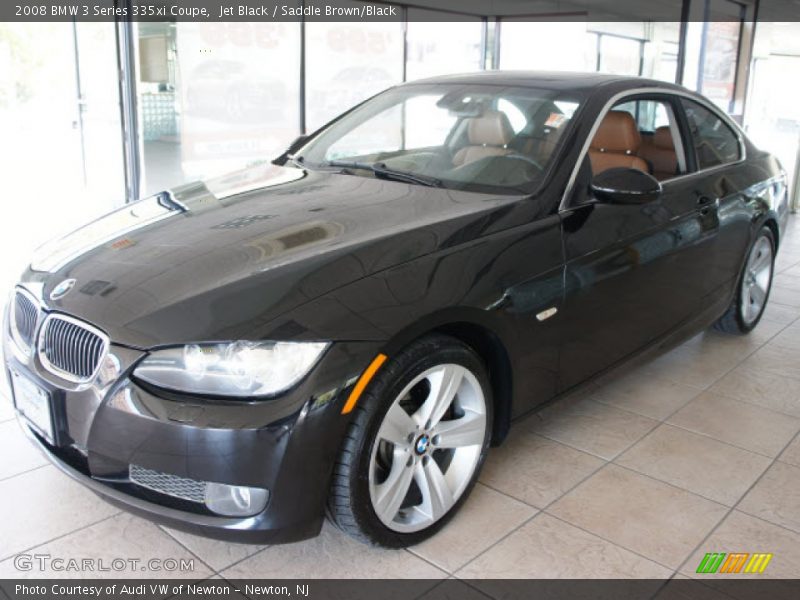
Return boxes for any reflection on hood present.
[30,165,306,274]
[31,194,179,274]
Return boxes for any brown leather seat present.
[638,126,678,181]
[588,111,649,174]
[452,111,514,167]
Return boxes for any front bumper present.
[4,314,383,543]
[17,419,316,543]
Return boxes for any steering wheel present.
[382,151,443,171]
[504,153,545,171]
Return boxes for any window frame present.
[560,86,746,212]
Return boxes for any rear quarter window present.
[681,98,741,169]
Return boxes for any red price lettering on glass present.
[200,24,286,49]
[327,28,392,54]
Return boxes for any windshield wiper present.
[325,160,442,188]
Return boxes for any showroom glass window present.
[136,22,302,196]
[597,34,643,75]
[304,21,404,131]
[697,21,742,112]
[644,23,681,82]
[681,98,741,169]
[589,23,681,82]
[499,21,680,84]
[743,22,800,191]
[405,11,483,81]
[499,22,596,71]
[681,0,744,112]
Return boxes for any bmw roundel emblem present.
[415,434,430,455]
[50,278,76,301]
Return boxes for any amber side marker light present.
[341,353,388,414]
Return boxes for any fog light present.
[204,482,269,517]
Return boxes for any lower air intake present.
[128,464,206,504]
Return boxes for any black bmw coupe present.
[4,72,788,547]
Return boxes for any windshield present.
[295,83,584,195]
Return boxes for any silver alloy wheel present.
[741,235,773,326]
[368,363,487,533]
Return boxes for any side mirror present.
[590,167,662,205]
[272,134,310,166]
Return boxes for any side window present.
[589,97,685,181]
[680,98,741,169]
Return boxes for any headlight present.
[133,341,329,397]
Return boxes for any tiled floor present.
[2,216,800,583]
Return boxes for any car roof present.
[404,70,685,93]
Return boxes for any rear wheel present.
[714,226,775,334]
[328,335,492,547]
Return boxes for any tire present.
[328,334,493,547]
[714,226,775,335]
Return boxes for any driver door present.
[557,94,720,390]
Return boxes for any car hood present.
[19,164,525,347]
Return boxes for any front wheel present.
[328,335,492,547]
[714,226,775,334]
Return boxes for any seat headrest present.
[654,126,675,150]
[591,110,641,154]
[467,110,514,147]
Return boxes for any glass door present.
[0,23,84,294]
[0,23,125,269]
[0,26,125,268]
